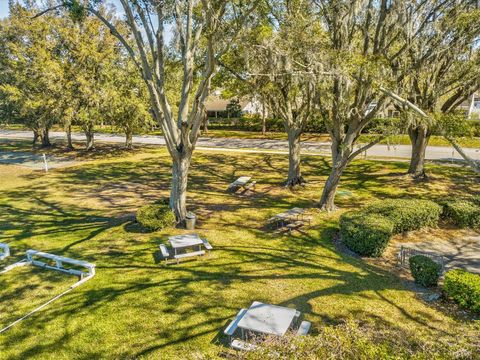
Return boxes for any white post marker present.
[42,153,48,172]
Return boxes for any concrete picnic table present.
[168,234,204,256]
[232,176,251,187]
[237,301,297,337]
[227,176,254,193]
[269,207,307,227]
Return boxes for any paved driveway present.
[399,236,480,274]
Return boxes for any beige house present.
[204,91,264,118]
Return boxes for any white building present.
[204,90,265,118]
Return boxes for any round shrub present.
[340,212,394,257]
[441,199,480,229]
[409,255,441,287]
[444,269,480,313]
[366,199,441,233]
[136,203,176,231]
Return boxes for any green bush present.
[409,255,442,287]
[444,269,480,313]
[341,199,441,257]
[340,212,394,257]
[441,199,480,229]
[366,199,441,233]
[136,203,176,231]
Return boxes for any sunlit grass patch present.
[0,142,478,358]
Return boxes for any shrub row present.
[444,269,480,313]
[136,202,176,231]
[340,199,441,257]
[339,212,394,257]
[365,199,442,233]
[440,197,480,229]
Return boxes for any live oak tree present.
[395,0,480,179]
[313,0,403,210]
[220,0,320,187]
[312,0,458,211]
[40,0,257,222]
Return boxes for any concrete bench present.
[174,250,205,264]
[227,176,252,193]
[285,221,305,234]
[26,249,95,278]
[296,320,311,336]
[201,238,213,251]
[159,244,170,262]
[242,181,257,192]
[231,339,257,351]
[302,216,313,225]
[224,308,247,337]
[0,243,10,261]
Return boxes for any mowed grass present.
[0,142,479,359]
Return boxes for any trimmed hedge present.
[409,255,441,287]
[440,198,480,229]
[136,203,176,231]
[444,269,480,313]
[340,199,441,257]
[366,199,442,234]
[340,212,394,257]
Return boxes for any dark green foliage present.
[225,99,242,118]
[341,199,441,257]
[136,203,176,231]
[444,270,480,313]
[440,198,480,228]
[366,199,441,233]
[340,212,394,257]
[409,255,442,287]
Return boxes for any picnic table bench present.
[285,221,305,234]
[268,208,313,233]
[227,176,256,193]
[297,320,311,336]
[224,308,247,338]
[0,243,10,261]
[160,234,213,264]
[225,301,311,351]
[26,249,96,278]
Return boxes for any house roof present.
[204,96,250,112]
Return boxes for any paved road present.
[1,129,479,161]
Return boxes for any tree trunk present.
[261,102,267,135]
[407,126,430,179]
[170,152,191,224]
[286,129,306,187]
[32,129,40,146]
[125,130,133,150]
[319,156,348,211]
[66,125,74,150]
[203,118,209,135]
[41,127,51,147]
[85,130,95,151]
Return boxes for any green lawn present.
[0,141,479,359]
